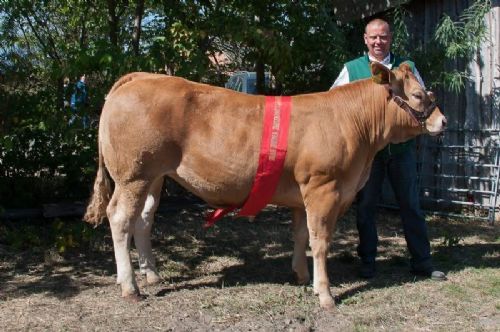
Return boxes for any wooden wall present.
[380,0,500,220]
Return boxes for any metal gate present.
[417,129,500,223]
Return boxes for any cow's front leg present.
[304,190,338,310]
[134,177,163,285]
[308,219,334,309]
[292,208,310,284]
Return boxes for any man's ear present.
[370,62,393,84]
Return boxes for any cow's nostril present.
[442,117,447,127]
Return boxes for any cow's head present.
[370,62,447,136]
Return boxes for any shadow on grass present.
[0,218,116,300]
[0,204,497,303]
[151,205,499,302]
[0,252,116,300]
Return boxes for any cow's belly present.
[171,160,303,209]
[170,161,253,208]
[176,164,222,194]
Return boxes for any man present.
[69,74,89,128]
[331,18,446,280]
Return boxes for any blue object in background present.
[69,75,89,128]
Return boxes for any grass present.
[0,204,498,331]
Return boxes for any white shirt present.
[330,53,425,89]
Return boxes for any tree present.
[390,0,491,93]
[0,0,490,208]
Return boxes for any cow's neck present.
[333,80,389,152]
[382,90,423,144]
[336,80,420,153]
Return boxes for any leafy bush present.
[0,218,103,253]
[0,0,490,211]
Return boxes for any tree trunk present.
[255,58,265,94]
[106,0,119,47]
[79,3,89,50]
[132,0,145,56]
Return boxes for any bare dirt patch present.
[1,204,498,331]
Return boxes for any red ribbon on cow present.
[204,96,292,228]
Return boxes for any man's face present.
[364,22,392,61]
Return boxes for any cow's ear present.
[398,62,412,74]
[370,62,392,84]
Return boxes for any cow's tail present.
[83,138,112,226]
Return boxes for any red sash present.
[204,96,292,227]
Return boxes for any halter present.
[391,94,437,128]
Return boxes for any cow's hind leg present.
[292,208,310,284]
[107,181,149,299]
[134,177,163,285]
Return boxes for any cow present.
[84,62,447,309]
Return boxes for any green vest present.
[345,53,416,156]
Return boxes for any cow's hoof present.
[123,293,144,303]
[294,270,310,285]
[146,272,162,285]
[116,275,123,285]
[296,275,310,285]
[319,295,335,311]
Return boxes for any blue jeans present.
[356,149,433,271]
[68,109,89,129]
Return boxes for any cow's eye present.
[412,93,423,100]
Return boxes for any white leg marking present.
[110,207,137,296]
[134,183,162,285]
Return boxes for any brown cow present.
[84,63,446,309]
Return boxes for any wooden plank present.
[42,202,86,218]
[0,199,206,220]
[0,209,43,220]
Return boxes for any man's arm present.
[330,66,349,89]
[413,66,426,89]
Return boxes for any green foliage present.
[390,5,410,56]
[432,0,491,93]
[0,122,97,207]
[439,70,470,95]
[0,0,353,211]
[390,0,490,94]
[53,218,97,253]
[0,218,101,253]
[441,230,464,247]
[0,0,491,210]
[435,0,490,60]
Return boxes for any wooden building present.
[335,0,500,222]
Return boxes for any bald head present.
[365,19,391,34]
[364,19,392,61]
